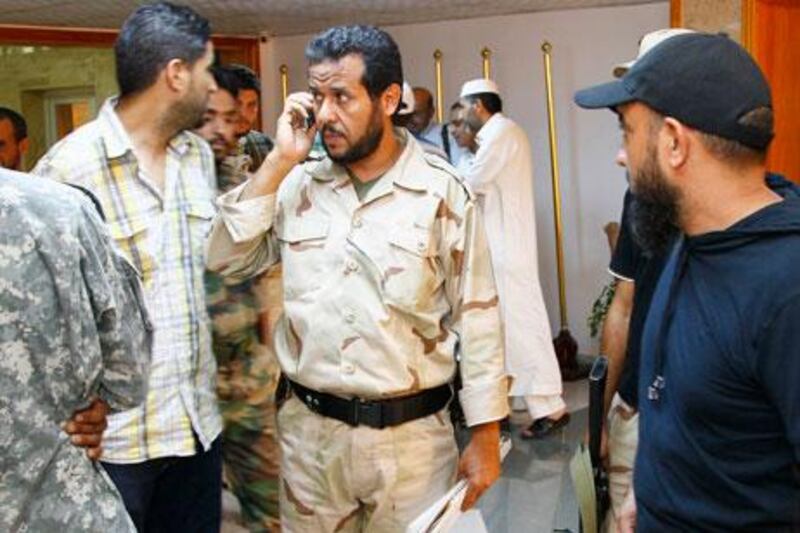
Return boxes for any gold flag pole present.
[541,40,580,379]
[434,49,444,124]
[279,64,289,104]
[481,47,492,79]
[542,41,568,328]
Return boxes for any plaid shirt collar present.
[97,97,193,161]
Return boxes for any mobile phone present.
[305,109,316,130]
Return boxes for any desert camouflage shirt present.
[207,131,509,426]
[0,170,151,531]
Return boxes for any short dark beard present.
[465,106,484,133]
[323,100,384,165]
[630,142,681,257]
[166,90,208,135]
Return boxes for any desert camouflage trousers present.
[603,394,638,533]
[206,267,283,532]
[277,395,458,532]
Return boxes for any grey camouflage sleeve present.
[78,199,152,412]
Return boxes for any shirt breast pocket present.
[185,200,216,257]
[277,216,331,300]
[109,217,155,286]
[382,225,444,312]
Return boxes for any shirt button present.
[417,241,427,252]
[342,362,355,374]
[344,310,356,323]
[353,217,363,228]
[345,260,358,273]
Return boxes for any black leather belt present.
[288,379,452,429]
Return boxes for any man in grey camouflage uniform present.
[0,168,152,531]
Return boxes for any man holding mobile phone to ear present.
[207,24,508,532]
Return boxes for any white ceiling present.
[0,0,661,37]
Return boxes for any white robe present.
[455,150,475,177]
[464,113,563,398]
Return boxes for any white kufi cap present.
[459,78,500,98]
[612,28,696,78]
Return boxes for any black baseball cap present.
[574,33,773,149]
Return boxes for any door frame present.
[0,24,260,74]
[669,0,755,50]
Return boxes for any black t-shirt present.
[607,190,668,409]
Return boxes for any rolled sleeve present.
[459,377,510,427]
[609,190,641,281]
[446,200,509,426]
[216,183,277,243]
[206,182,280,281]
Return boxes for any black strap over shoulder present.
[441,124,452,161]
[67,184,107,221]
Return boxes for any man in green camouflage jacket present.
[229,64,275,173]
[197,65,282,532]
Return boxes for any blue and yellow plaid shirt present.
[34,98,222,463]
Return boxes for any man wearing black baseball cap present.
[575,33,800,531]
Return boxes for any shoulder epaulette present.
[422,153,474,200]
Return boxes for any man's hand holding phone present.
[244,92,317,199]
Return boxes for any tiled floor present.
[222,379,590,532]
[477,379,588,533]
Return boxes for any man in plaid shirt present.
[33,3,223,531]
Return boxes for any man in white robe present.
[460,79,569,438]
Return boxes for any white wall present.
[259,2,669,353]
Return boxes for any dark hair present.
[450,101,463,111]
[115,2,211,97]
[227,64,260,96]
[698,107,772,165]
[211,65,240,99]
[467,92,503,114]
[0,107,27,141]
[305,25,403,99]
[649,107,771,166]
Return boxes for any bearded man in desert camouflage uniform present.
[206,25,508,532]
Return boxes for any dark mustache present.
[322,125,345,136]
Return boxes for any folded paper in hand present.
[406,436,512,533]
